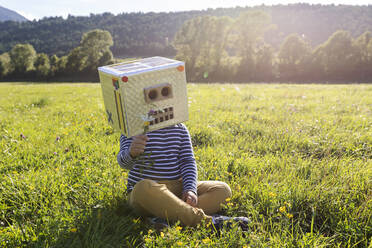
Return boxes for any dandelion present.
[279,206,286,213]
[175,226,182,231]
[269,192,276,198]
[202,237,211,244]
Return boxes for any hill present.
[0,6,28,22]
[0,4,371,57]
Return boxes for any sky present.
[1,0,372,21]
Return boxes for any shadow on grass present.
[38,199,149,248]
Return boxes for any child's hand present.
[182,191,198,207]
[129,135,149,158]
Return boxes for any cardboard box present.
[98,57,188,137]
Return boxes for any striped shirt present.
[117,123,197,194]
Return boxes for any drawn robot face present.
[98,57,188,137]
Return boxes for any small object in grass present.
[147,217,169,232]
[55,136,60,142]
[64,148,69,153]
[20,133,26,140]
[211,215,250,232]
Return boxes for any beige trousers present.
[128,179,232,226]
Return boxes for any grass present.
[0,82,371,247]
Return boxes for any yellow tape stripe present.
[118,92,128,136]
[115,91,125,134]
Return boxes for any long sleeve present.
[117,135,135,170]
[178,125,198,195]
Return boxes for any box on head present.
[98,57,189,138]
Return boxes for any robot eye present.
[161,86,171,97]
[148,90,158,100]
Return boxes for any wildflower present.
[175,226,182,231]
[287,213,293,219]
[53,152,57,155]
[269,192,276,197]
[160,232,164,238]
[141,114,155,122]
[176,241,183,246]
[20,133,26,140]
[202,237,211,244]
[225,198,231,202]
[279,206,286,213]
[284,201,291,207]
[148,229,153,234]
[55,136,60,142]
[70,228,77,232]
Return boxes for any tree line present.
[0,4,372,58]
[174,12,372,82]
[0,29,113,81]
[0,11,371,82]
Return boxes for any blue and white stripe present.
[117,123,197,194]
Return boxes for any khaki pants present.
[128,179,232,226]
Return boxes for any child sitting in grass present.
[117,123,249,231]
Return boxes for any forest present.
[0,4,372,82]
[1,4,372,57]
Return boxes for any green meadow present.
[0,83,371,247]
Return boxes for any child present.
[117,123,249,230]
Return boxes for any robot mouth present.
[149,107,174,125]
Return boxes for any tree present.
[49,54,59,77]
[321,30,356,80]
[174,16,233,81]
[367,39,372,79]
[34,53,51,78]
[79,29,113,72]
[0,52,12,78]
[353,31,372,80]
[231,11,272,81]
[255,43,275,81]
[66,47,85,74]
[278,34,312,81]
[9,44,37,74]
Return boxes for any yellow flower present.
[202,237,211,244]
[144,121,150,127]
[279,206,286,213]
[70,228,77,232]
[177,241,183,246]
[269,192,276,197]
[160,232,164,238]
[148,229,153,234]
[225,198,231,202]
[176,226,182,231]
[287,213,293,219]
